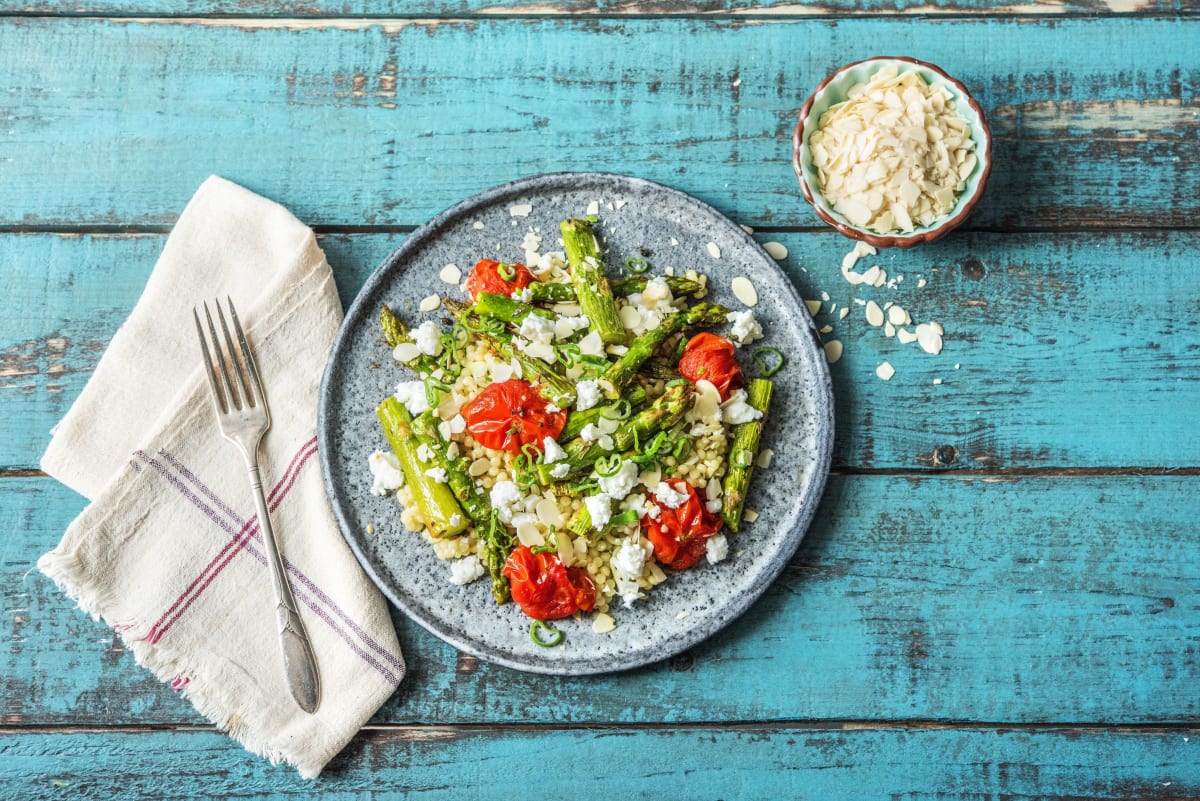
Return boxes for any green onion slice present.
[600,399,632,420]
[530,620,564,648]
[497,262,517,282]
[666,378,689,388]
[672,438,692,461]
[608,509,640,527]
[594,454,622,477]
[625,257,650,274]
[752,346,785,377]
[732,447,754,468]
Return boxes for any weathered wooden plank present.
[2,0,1194,16]
[3,230,1197,472]
[0,17,1196,230]
[2,726,1197,799]
[6,473,1198,726]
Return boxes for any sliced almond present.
[865,300,884,327]
[392,342,422,363]
[876,361,896,380]
[439,264,462,284]
[805,299,822,317]
[592,613,616,634]
[509,203,533,217]
[756,448,774,469]
[915,323,944,355]
[824,340,843,364]
[887,305,907,326]
[536,497,564,528]
[839,307,850,320]
[763,241,788,260]
[706,242,721,259]
[743,509,759,523]
[516,522,545,547]
[731,276,758,307]
[418,294,441,312]
[896,328,918,344]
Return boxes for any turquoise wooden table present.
[3,3,1199,798]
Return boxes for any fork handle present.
[248,462,322,714]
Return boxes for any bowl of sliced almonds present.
[792,56,992,249]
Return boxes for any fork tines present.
[193,297,262,416]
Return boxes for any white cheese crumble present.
[490,480,523,523]
[367,451,404,496]
[412,321,443,357]
[394,380,431,416]
[597,459,639,501]
[554,314,591,341]
[542,436,568,463]
[579,423,601,443]
[416,443,435,463]
[584,494,613,529]
[653,481,689,510]
[726,310,764,346]
[705,533,729,564]
[611,538,647,607]
[549,463,570,479]
[575,379,602,411]
[449,555,485,585]
[424,467,448,483]
[512,287,534,303]
[721,389,764,425]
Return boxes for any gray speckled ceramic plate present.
[318,173,833,675]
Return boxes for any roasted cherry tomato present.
[465,258,536,299]
[502,545,597,620]
[642,479,724,571]
[677,332,743,400]
[462,378,567,454]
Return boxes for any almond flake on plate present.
[439,263,462,284]
[876,361,896,380]
[419,294,441,312]
[706,242,722,259]
[592,613,616,634]
[865,300,884,327]
[731,276,758,306]
[509,203,533,217]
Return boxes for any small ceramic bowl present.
[792,56,992,249]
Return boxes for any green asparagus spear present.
[560,218,627,346]
[526,275,706,304]
[472,292,556,326]
[377,398,469,538]
[381,303,408,348]
[559,384,648,441]
[637,356,682,381]
[720,378,773,532]
[535,384,690,484]
[409,412,494,530]
[600,302,729,398]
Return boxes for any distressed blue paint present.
[0,17,1196,229]
[3,231,1197,471]
[2,727,1198,800]
[7,474,1199,725]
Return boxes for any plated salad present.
[369,217,778,642]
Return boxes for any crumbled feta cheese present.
[394,381,431,416]
[449,414,467,434]
[518,313,554,345]
[597,459,639,501]
[542,436,567,463]
[573,379,602,412]
[653,481,689,510]
[554,314,590,341]
[598,434,615,451]
[368,451,404,496]
[612,538,646,580]
[584,494,613,529]
[510,203,533,217]
[449,513,463,528]
[726,310,764,346]
[424,467,448,483]
[549,463,570,479]
[490,480,523,523]
[446,441,460,460]
[511,287,534,303]
[704,499,723,514]
[416,443,435,463]
[580,423,601,442]
[705,533,729,564]
[449,555,485,585]
[721,389,764,425]
[412,321,443,357]
[640,277,674,309]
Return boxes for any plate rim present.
[317,171,835,675]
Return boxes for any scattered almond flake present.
[472,220,485,230]
[932,378,943,385]
[731,276,758,306]
[883,301,894,310]
[865,300,884,327]
[675,610,691,620]
[915,323,944,355]
[884,322,895,337]
[592,613,616,634]
[887,305,909,326]
[829,302,837,313]
[740,224,754,234]
[763,241,788,260]
[393,342,422,363]
[876,361,896,380]
[439,263,462,284]
[743,509,759,523]
[605,202,614,211]
[586,200,600,216]
[516,522,544,547]
[573,537,588,554]
[615,199,627,210]
[418,294,441,312]
[823,340,843,364]
[930,321,944,335]
[756,448,774,469]
[853,298,866,306]
[706,242,722,259]
[954,363,961,369]
[917,278,927,288]
[509,203,533,218]
[665,266,674,276]
[896,328,918,344]
[670,237,679,246]
[805,300,822,316]
[820,324,833,334]
[820,291,831,302]
[839,307,850,320]
[705,477,723,501]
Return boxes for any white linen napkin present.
[38,176,404,779]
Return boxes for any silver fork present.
[193,298,321,714]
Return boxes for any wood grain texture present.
[0,17,1197,230]
[3,231,1197,472]
[2,726,1198,800]
[2,0,1195,17]
[7,474,1198,726]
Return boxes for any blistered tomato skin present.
[503,545,597,620]
[677,332,744,400]
[465,259,536,299]
[642,479,724,570]
[462,379,567,454]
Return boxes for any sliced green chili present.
[497,262,517,282]
[666,378,689,388]
[608,509,640,527]
[530,620,564,648]
[625,257,650,274]
[752,346,785,377]
[672,438,692,461]
[600,399,632,420]
[594,454,622,477]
